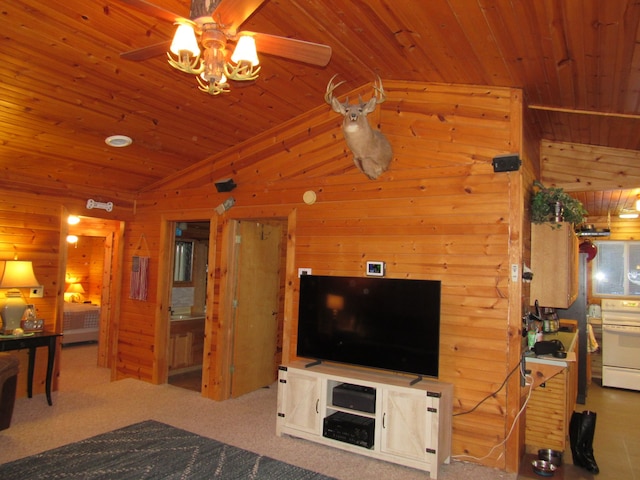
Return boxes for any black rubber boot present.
[580,410,600,474]
[569,411,585,467]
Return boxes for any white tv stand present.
[276,360,453,479]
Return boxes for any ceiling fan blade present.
[116,0,187,23]
[120,41,171,61]
[242,32,332,67]
[213,0,267,32]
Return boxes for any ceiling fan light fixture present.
[231,36,259,66]
[635,195,640,211]
[201,44,227,83]
[170,22,201,58]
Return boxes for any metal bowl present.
[538,448,563,466]
[532,459,557,477]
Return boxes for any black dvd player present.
[323,411,375,449]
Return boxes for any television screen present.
[297,275,441,378]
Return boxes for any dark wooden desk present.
[0,331,61,406]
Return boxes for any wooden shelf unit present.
[276,360,453,479]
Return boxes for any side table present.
[0,331,61,406]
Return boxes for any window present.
[593,241,640,296]
[173,240,194,284]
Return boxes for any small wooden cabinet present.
[530,222,579,308]
[525,331,578,453]
[168,318,204,371]
[276,361,452,479]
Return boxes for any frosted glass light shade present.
[231,36,259,65]
[170,23,201,57]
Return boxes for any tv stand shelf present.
[276,360,453,479]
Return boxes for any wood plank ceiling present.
[1,0,639,217]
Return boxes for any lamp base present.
[1,290,27,335]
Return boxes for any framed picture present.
[366,261,385,277]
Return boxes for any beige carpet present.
[1,344,515,480]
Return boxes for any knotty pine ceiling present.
[1,0,639,218]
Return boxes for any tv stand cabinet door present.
[277,368,323,435]
[381,388,438,465]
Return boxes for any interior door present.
[230,220,282,397]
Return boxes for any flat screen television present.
[296,275,441,378]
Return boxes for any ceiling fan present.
[117,0,332,95]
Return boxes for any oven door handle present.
[603,324,640,335]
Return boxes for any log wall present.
[3,80,639,473]
[120,80,525,470]
[0,190,133,397]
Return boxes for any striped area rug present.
[0,420,336,479]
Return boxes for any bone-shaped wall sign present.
[86,199,114,212]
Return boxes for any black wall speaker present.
[492,154,521,172]
[214,178,237,192]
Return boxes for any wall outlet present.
[298,268,312,277]
[30,286,44,298]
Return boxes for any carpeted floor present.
[0,420,336,479]
[1,344,516,480]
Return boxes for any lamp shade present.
[231,35,259,65]
[0,260,39,334]
[66,283,85,294]
[170,22,200,57]
[0,261,40,288]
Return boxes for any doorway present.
[63,215,123,370]
[168,221,209,392]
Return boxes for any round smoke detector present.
[105,135,133,147]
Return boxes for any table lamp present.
[65,282,85,303]
[0,260,41,334]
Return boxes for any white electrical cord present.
[452,354,535,463]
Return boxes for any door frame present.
[208,206,297,401]
[157,210,218,387]
[58,210,124,373]
[157,206,298,401]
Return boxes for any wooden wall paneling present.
[541,140,640,192]
[202,216,220,399]
[0,188,131,393]
[0,191,61,398]
[503,88,525,472]
[118,81,525,470]
[115,217,161,382]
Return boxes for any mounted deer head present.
[325,75,393,180]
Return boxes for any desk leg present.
[27,347,36,399]
[45,338,56,406]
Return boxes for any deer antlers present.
[324,74,386,107]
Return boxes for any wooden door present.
[230,221,282,397]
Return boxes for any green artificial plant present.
[531,181,588,225]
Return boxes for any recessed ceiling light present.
[105,135,133,147]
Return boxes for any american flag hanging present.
[130,255,149,301]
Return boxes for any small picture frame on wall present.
[366,261,385,277]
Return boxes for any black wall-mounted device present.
[214,178,237,192]
[492,154,521,172]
